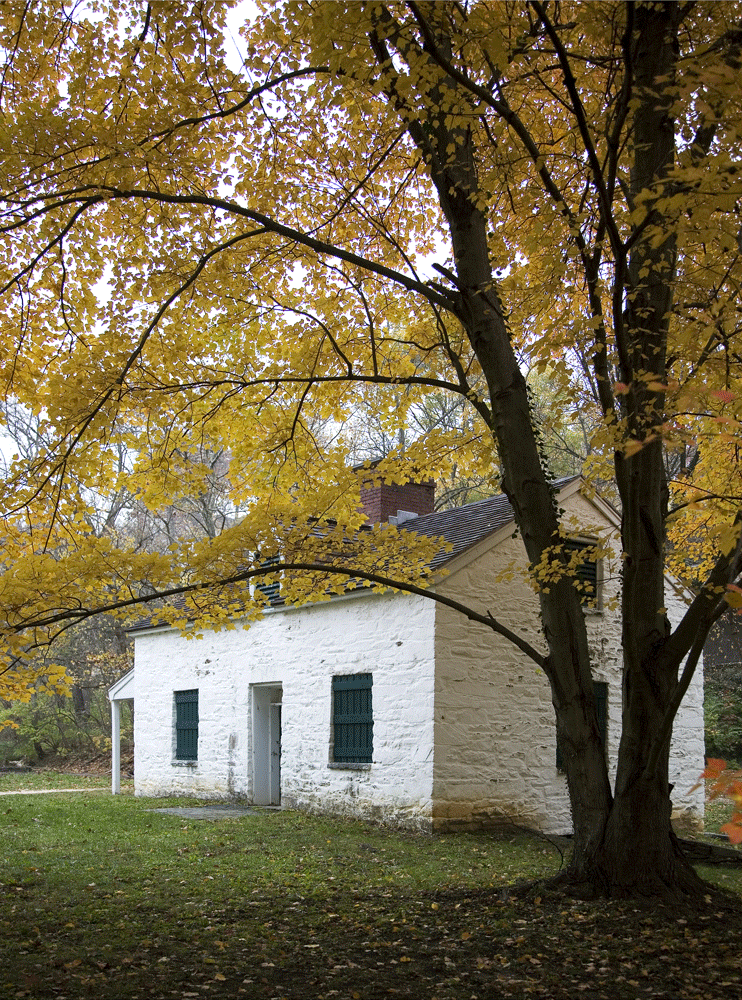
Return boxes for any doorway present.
[251,684,282,806]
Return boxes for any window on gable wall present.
[556,681,607,772]
[175,689,199,761]
[564,539,600,608]
[332,673,373,764]
[254,553,281,604]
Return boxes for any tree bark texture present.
[401,2,707,897]
[602,2,707,896]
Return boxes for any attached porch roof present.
[108,668,135,702]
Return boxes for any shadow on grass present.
[0,791,740,999]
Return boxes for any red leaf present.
[720,822,742,845]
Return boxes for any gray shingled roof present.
[402,476,579,569]
[401,491,519,569]
[129,477,579,631]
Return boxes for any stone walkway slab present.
[148,805,261,820]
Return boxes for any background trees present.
[0,615,132,766]
[0,1,741,896]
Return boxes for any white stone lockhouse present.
[111,476,705,835]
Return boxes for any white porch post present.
[108,668,134,796]
[111,699,121,795]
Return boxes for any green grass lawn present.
[0,767,116,792]
[1,782,740,999]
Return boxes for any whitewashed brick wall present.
[665,579,706,827]
[133,590,437,829]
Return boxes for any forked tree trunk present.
[587,3,706,898]
[388,2,709,898]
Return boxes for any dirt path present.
[0,787,109,795]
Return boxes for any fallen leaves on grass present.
[2,798,741,999]
[3,884,741,999]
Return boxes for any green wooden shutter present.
[564,540,598,603]
[333,674,373,763]
[255,554,281,603]
[556,681,607,771]
[175,689,199,760]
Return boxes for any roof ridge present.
[402,475,583,568]
[408,474,580,523]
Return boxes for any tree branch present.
[664,510,742,668]
[9,560,547,671]
[93,186,459,314]
[528,1,624,263]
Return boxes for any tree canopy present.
[1,0,742,896]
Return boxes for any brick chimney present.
[355,463,435,524]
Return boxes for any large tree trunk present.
[601,716,706,898]
[558,3,709,899]
[593,2,706,898]
[386,3,707,898]
[447,2,704,897]
[422,78,616,885]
